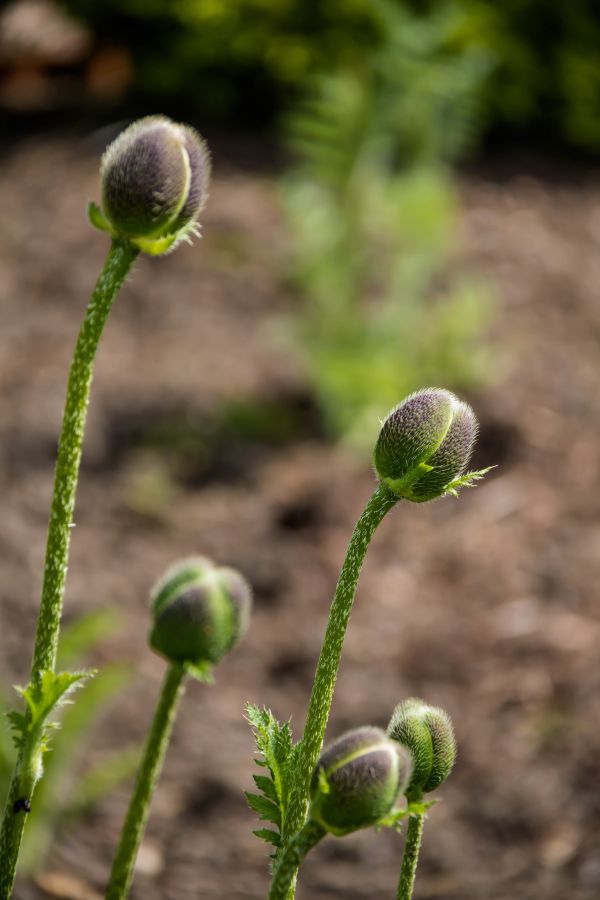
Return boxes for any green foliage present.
[245,704,298,854]
[462,0,600,152]
[61,0,600,152]
[8,670,91,756]
[60,0,377,120]
[281,1,494,444]
[0,611,137,874]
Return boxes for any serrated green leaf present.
[7,711,28,750]
[444,466,495,497]
[253,773,279,803]
[378,798,437,831]
[245,792,281,827]
[8,670,95,755]
[253,828,281,847]
[245,704,296,845]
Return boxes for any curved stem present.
[32,238,139,679]
[0,238,138,900]
[106,663,186,900]
[397,813,425,900]
[268,820,325,900]
[282,485,396,847]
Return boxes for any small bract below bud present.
[310,726,412,836]
[149,556,251,673]
[90,115,211,255]
[374,387,491,502]
[387,699,456,800]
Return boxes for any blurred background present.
[0,0,599,897]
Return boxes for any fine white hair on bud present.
[90,115,211,255]
[373,387,491,502]
[149,556,251,672]
[387,698,456,800]
[309,726,412,836]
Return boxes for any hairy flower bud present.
[90,116,210,254]
[309,726,412,836]
[387,699,456,799]
[149,556,251,670]
[373,387,486,502]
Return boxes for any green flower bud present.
[387,699,456,799]
[310,726,412,836]
[373,388,487,502]
[90,116,210,255]
[149,556,251,670]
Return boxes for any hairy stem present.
[0,747,35,899]
[278,484,396,897]
[0,238,138,900]
[397,813,425,900]
[269,820,325,900]
[106,663,186,899]
[32,238,139,679]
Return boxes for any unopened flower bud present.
[373,388,484,502]
[310,726,412,836]
[149,556,251,669]
[387,699,456,799]
[91,116,210,254]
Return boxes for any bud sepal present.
[377,798,436,831]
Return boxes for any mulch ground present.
[0,131,598,899]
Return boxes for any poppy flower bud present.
[373,388,484,502]
[387,699,456,799]
[309,726,412,836]
[149,556,251,669]
[90,116,210,254]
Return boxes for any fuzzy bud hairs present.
[374,387,491,502]
[149,556,251,678]
[89,116,211,255]
[310,726,412,836]
[387,699,456,801]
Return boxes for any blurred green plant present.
[280,1,494,444]
[0,610,137,874]
[462,0,600,152]
[61,0,600,152]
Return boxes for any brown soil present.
[0,132,599,900]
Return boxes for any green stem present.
[268,820,325,900]
[0,238,138,900]
[32,238,139,678]
[106,663,186,899]
[397,813,425,900]
[0,748,35,899]
[281,485,396,863]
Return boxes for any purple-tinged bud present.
[373,388,485,502]
[310,726,412,836]
[388,699,456,799]
[149,556,251,670]
[93,116,210,254]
